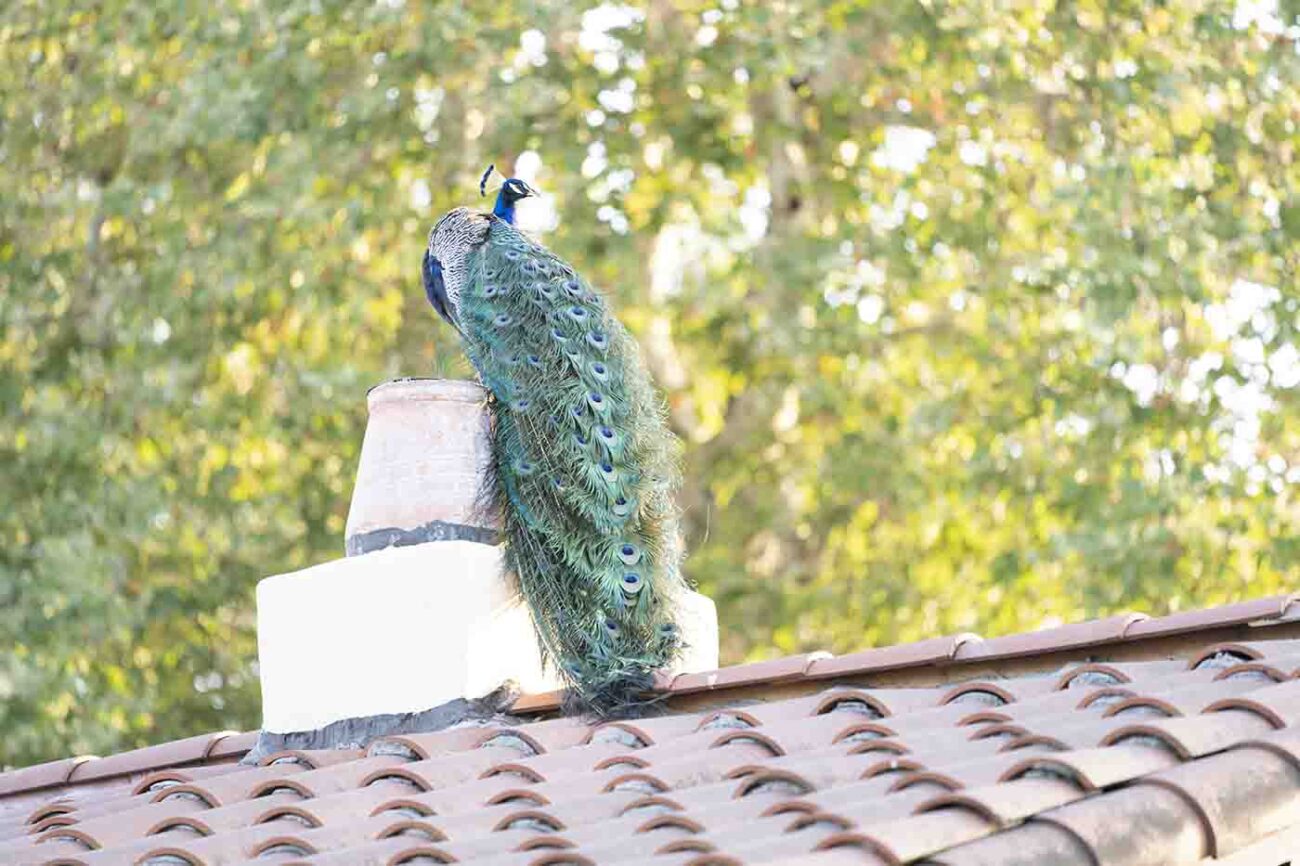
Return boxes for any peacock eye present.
[600,462,615,475]
[494,313,512,327]
[618,544,641,565]
[586,332,607,351]
[527,355,542,367]
[599,426,615,439]
[622,573,643,594]
[551,328,568,342]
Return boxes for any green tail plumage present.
[455,219,686,715]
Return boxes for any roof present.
[4,594,1300,865]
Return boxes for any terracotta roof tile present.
[1204,678,1300,728]
[916,776,1083,826]
[1099,708,1276,758]
[0,758,94,799]
[929,820,1095,866]
[1189,637,1300,667]
[1002,742,1180,791]
[1240,726,1300,769]
[1123,594,1298,640]
[817,807,996,862]
[1033,783,1209,864]
[1135,743,1300,858]
[5,595,1300,865]
[670,653,833,694]
[1053,659,1191,689]
[64,733,227,785]
[952,613,1148,662]
[803,634,981,680]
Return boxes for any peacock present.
[421,166,686,715]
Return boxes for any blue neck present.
[492,190,517,224]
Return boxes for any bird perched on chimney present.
[421,166,686,715]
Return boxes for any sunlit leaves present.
[1,0,1298,767]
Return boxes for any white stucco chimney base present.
[256,541,719,733]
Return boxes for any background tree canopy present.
[2,0,1298,767]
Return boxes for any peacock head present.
[481,164,537,223]
[499,177,537,205]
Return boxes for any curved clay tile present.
[1203,678,1300,729]
[815,806,996,864]
[915,776,1083,826]
[1001,742,1180,792]
[1100,708,1276,759]
[1031,782,1209,863]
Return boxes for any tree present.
[1,0,1297,767]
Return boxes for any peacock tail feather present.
[455,219,686,715]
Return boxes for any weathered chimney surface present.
[254,377,721,737]
[345,378,498,556]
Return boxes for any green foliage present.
[1,0,1297,766]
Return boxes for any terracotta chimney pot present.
[344,378,499,556]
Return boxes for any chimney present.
[255,379,718,735]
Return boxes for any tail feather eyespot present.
[617,543,641,566]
